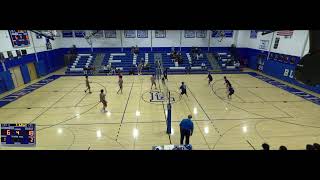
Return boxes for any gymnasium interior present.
[0,30,319,150]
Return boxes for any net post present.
[166,91,172,134]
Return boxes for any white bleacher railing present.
[111,53,125,56]
[191,66,202,70]
[133,54,137,65]
[78,54,92,56]
[108,53,125,70]
[144,53,148,65]
[169,67,185,70]
[68,54,95,73]
[186,53,192,64]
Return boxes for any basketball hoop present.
[212,30,225,42]
[217,30,225,42]
[84,31,101,46]
[49,30,58,37]
[31,30,59,41]
[85,35,93,46]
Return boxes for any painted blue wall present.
[0,49,65,94]
[20,64,31,84]
[242,47,320,94]
[71,47,230,53]
[1,46,319,95]
[0,71,15,93]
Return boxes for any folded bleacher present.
[162,52,211,73]
[66,51,213,75]
[65,54,95,74]
[99,52,154,74]
[215,52,240,71]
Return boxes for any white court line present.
[298,94,311,97]
[291,92,305,94]
[306,97,319,100]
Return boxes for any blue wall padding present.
[0,71,15,92]
[20,64,31,84]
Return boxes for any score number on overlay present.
[1,124,36,146]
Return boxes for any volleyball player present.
[207,72,213,86]
[179,82,188,98]
[151,74,157,90]
[161,76,166,85]
[224,76,232,97]
[84,75,92,94]
[228,84,235,99]
[224,76,231,88]
[117,74,123,94]
[138,62,143,75]
[163,67,168,81]
[100,89,107,112]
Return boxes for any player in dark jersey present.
[224,76,232,97]
[163,68,168,81]
[117,74,123,94]
[100,89,107,112]
[179,82,188,98]
[224,76,231,88]
[228,84,235,99]
[161,76,166,85]
[207,72,213,86]
[151,74,157,90]
[84,75,92,94]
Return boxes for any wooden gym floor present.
[0,70,320,150]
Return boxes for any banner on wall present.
[196,30,207,38]
[124,30,136,38]
[74,31,86,38]
[257,54,267,71]
[211,30,233,38]
[155,30,166,38]
[277,30,294,38]
[273,37,280,49]
[105,30,116,38]
[8,30,30,48]
[137,30,148,38]
[184,30,196,38]
[250,30,258,39]
[93,30,104,38]
[36,34,42,39]
[62,30,74,38]
[259,40,269,50]
[54,30,61,37]
[46,38,52,50]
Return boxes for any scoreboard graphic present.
[1,124,36,146]
[8,30,30,48]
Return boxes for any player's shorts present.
[229,89,234,95]
[101,100,107,106]
[209,79,213,83]
[181,90,187,95]
[119,84,123,88]
[152,81,156,85]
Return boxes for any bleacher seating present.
[100,52,155,74]
[215,52,240,71]
[65,54,96,74]
[162,52,211,73]
[63,51,213,75]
